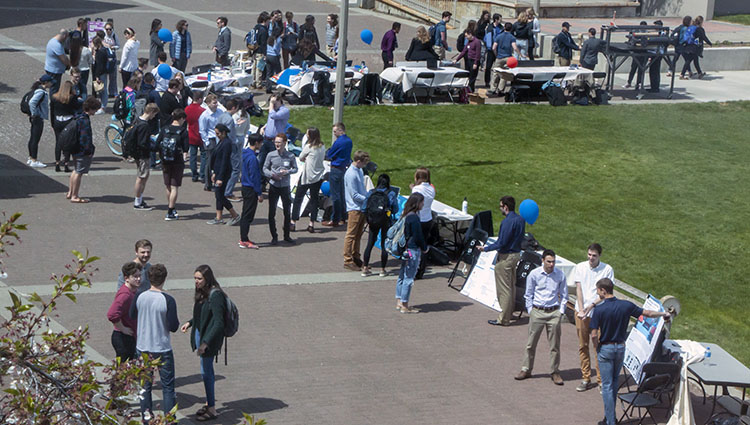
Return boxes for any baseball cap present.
[39,74,54,83]
[562,21,571,28]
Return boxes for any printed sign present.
[623,294,665,384]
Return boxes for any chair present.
[639,360,681,407]
[343,71,355,95]
[447,227,489,288]
[447,71,470,103]
[617,373,672,425]
[507,73,534,103]
[413,72,435,104]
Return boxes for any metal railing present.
[393,0,461,27]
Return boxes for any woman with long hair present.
[171,19,192,72]
[91,36,108,112]
[51,80,82,172]
[681,16,712,80]
[119,27,140,87]
[265,26,283,93]
[179,265,226,421]
[395,193,428,313]
[361,173,400,277]
[512,11,532,60]
[291,127,326,233]
[527,8,540,60]
[299,15,320,49]
[149,19,164,69]
[405,26,439,61]
[26,75,53,168]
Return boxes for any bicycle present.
[104,115,125,156]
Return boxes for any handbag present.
[92,79,104,94]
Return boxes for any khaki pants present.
[558,57,571,67]
[494,252,520,324]
[433,45,445,60]
[575,314,601,384]
[522,308,562,374]
[252,52,265,87]
[326,45,336,58]
[343,210,366,265]
[489,57,511,94]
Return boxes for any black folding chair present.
[640,361,681,408]
[413,72,436,104]
[447,71,470,103]
[447,227,488,289]
[617,373,672,425]
[343,71,355,95]
[508,73,534,103]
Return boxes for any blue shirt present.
[344,165,367,212]
[241,148,262,194]
[327,134,352,168]
[434,21,447,47]
[524,265,568,314]
[484,211,525,253]
[494,31,516,58]
[266,37,281,57]
[264,105,290,139]
[45,37,66,74]
[590,297,644,344]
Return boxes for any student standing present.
[131,103,160,211]
[198,94,223,191]
[239,134,265,249]
[149,19,164,69]
[453,30,481,91]
[324,122,352,227]
[325,14,338,58]
[263,133,298,244]
[282,12,299,69]
[107,261,141,362]
[213,16,231,66]
[119,27,140,87]
[224,99,246,202]
[116,239,153,292]
[157,109,189,220]
[291,127,326,233]
[207,124,240,225]
[361,173,400,277]
[51,80,83,172]
[342,150,370,270]
[396,193,428,313]
[410,167,435,279]
[92,36,109,113]
[26,75,53,168]
[380,22,400,69]
[66,97,101,204]
[170,20,192,72]
[102,22,120,97]
[185,91,206,182]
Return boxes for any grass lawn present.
[257,101,750,366]
[715,14,750,25]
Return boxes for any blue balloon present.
[519,199,539,225]
[158,28,173,42]
[157,64,172,80]
[360,29,373,45]
[321,181,330,196]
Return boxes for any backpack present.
[158,126,182,162]
[384,214,409,258]
[365,190,390,226]
[542,81,566,106]
[59,119,81,155]
[483,31,493,50]
[20,89,38,115]
[428,25,437,45]
[245,27,259,51]
[210,288,239,338]
[112,91,130,120]
[105,47,116,73]
[552,34,561,54]
[121,122,142,159]
[456,32,465,52]
[681,25,698,45]
[344,87,360,106]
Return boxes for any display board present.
[87,21,107,43]
[623,294,666,384]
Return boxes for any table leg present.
[705,385,718,425]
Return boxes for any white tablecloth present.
[185,71,253,91]
[380,66,469,92]
[494,66,594,82]
[277,66,363,96]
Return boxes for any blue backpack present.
[105,48,116,73]
[680,25,699,46]
[384,214,409,258]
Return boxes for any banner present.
[87,21,107,44]
[623,294,666,384]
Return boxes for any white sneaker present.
[94,108,105,115]
[29,160,47,168]
[26,158,33,165]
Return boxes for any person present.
[681,16,711,80]
[648,20,666,93]
[476,10,491,68]
[270,9,283,35]
[409,168,435,278]
[590,278,670,425]
[199,94,224,191]
[405,26,439,62]
[324,122,352,227]
[290,37,327,66]
[325,14,338,58]
[259,95,290,176]
[45,29,71,94]
[433,11,452,60]
[669,16,693,78]
[396,192,428,313]
[116,239,153,292]
[130,103,160,211]
[342,150,370,270]
[102,22,120,97]
[281,12,299,69]
[214,16,231,66]
[225,99,249,201]
[489,22,520,95]
[514,249,568,386]
[455,20,476,68]
[453,29,481,91]
[299,15,320,50]
[158,78,182,127]
[66,97,101,203]
[91,36,109,113]
[580,28,603,71]
[361,173,399,277]
[170,20,192,72]
[511,12,532,60]
[573,243,614,392]
[265,27,283,92]
[263,133,298,244]
[239,134,265,249]
[555,22,579,66]
[208,123,240,225]
[138,72,161,107]
[119,27,139,87]
[185,90,206,182]
[249,12,270,90]
[625,22,649,89]
[179,265,226,421]
[51,80,82,172]
[120,76,141,127]
[479,195,526,326]
[381,22,400,69]
[149,19,164,70]
[26,75,53,168]
[107,261,141,362]
[129,264,179,424]
[78,44,93,99]
[157,109,188,221]
[138,57,149,75]
[291,127,326,233]
[151,52,181,93]
[528,8,540,60]
[483,14,502,87]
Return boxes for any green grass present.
[260,102,750,366]
[715,14,750,25]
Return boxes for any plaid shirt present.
[74,113,94,157]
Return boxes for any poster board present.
[623,295,666,384]
[87,21,107,44]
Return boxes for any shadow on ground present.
[216,397,288,424]
[0,0,136,30]
[412,300,473,312]
[0,154,69,199]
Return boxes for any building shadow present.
[0,154,69,199]
[0,0,136,30]
[215,397,288,424]
[412,300,473,313]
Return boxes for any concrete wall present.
[714,0,750,16]
[639,0,715,19]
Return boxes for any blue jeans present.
[329,166,346,223]
[224,139,242,197]
[598,343,625,425]
[189,144,205,180]
[137,349,176,422]
[97,73,108,109]
[195,330,216,407]
[396,249,421,303]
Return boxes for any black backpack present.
[20,90,38,115]
[543,82,567,106]
[552,34,561,54]
[112,91,129,120]
[365,190,390,226]
[121,123,139,159]
[59,119,81,155]
[158,127,182,162]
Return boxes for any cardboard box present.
[469,93,485,105]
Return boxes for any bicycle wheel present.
[104,125,123,156]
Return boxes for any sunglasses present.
[106,28,113,31]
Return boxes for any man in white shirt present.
[150,51,182,92]
[573,243,614,392]
[199,94,223,191]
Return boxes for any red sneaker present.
[238,241,259,250]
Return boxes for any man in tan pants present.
[479,195,526,326]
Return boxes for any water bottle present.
[705,346,711,360]
[461,197,468,214]
[207,69,212,82]
[360,61,368,74]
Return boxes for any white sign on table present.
[623,295,666,384]
[496,66,594,82]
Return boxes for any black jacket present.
[405,38,439,61]
[132,118,153,160]
[556,30,579,60]
[93,47,109,79]
[159,91,181,127]
[211,136,233,182]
